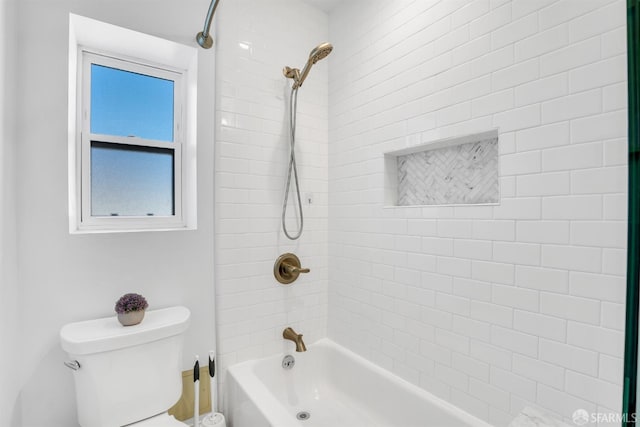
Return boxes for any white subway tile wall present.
[328,0,626,426]
[214,0,329,404]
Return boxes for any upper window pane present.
[90,64,174,142]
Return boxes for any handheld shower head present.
[309,42,333,64]
[284,42,333,89]
[297,42,333,88]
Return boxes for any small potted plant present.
[115,293,149,326]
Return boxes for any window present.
[82,54,182,224]
[69,14,198,232]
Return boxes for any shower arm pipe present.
[196,0,221,49]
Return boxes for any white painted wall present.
[213,0,329,402]
[13,0,216,425]
[328,0,627,425]
[0,0,21,424]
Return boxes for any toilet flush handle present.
[64,360,81,370]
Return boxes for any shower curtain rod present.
[196,0,221,49]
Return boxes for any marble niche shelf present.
[384,129,499,207]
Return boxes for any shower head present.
[297,42,333,88]
[284,42,333,89]
[309,42,333,64]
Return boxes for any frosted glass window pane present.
[90,64,174,142]
[91,142,174,217]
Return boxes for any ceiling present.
[301,0,343,13]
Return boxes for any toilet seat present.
[130,413,187,426]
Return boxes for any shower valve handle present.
[274,253,310,285]
[284,263,310,274]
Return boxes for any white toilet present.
[60,306,191,427]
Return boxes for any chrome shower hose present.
[281,86,304,240]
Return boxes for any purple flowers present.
[114,293,149,314]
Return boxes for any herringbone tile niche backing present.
[393,132,499,206]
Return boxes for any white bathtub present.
[225,338,493,427]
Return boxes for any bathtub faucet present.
[283,327,307,352]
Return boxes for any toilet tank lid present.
[60,306,191,355]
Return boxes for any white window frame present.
[69,14,198,233]
[80,52,184,229]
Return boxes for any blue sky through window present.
[90,64,174,141]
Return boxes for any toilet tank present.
[60,306,190,427]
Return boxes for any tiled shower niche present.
[384,130,499,206]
